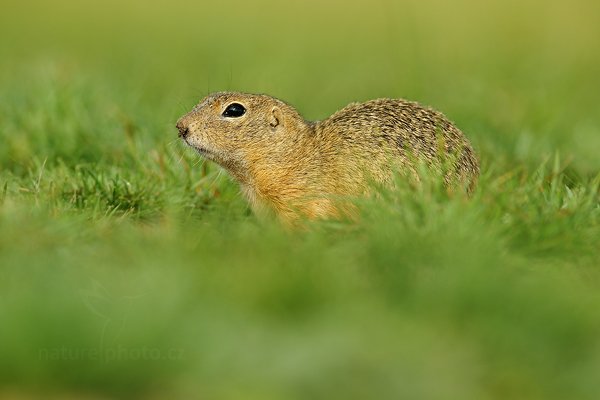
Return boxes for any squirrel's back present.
[316,98,479,190]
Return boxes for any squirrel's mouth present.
[193,146,216,161]
[194,146,210,155]
[188,141,217,161]
[182,137,212,157]
[181,137,228,166]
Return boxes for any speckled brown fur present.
[176,92,479,223]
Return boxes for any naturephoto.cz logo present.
[38,346,184,362]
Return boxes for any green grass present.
[1,0,600,399]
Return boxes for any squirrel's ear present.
[269,106,282,129]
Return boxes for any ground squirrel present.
[176,92,479,222]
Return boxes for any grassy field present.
[1,0,600,399]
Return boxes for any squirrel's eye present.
[222,103,246,118]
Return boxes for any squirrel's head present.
[176,92,308,182]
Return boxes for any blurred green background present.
[1,0,599,399]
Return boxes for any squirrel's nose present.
[176,121,189,139]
